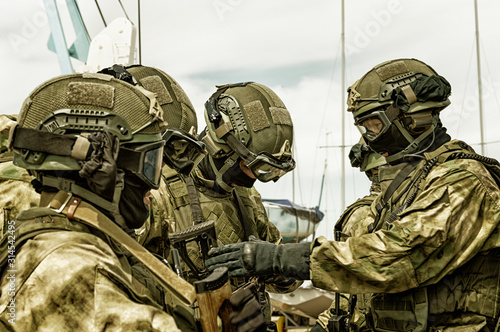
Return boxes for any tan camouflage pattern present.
[0,115,17,162]
[0,198,181,331]
[309,140,500,330]
[0,162,39,238]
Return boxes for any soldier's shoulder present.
[0,161,33,182]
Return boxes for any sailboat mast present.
[340,0,346,210]
[474,0,485,155]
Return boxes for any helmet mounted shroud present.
[347,58,451,163]
[9,73,166,227]
[98,64,206,175]
[202,82,295,190]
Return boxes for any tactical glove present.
[206,236,310,280]
[230,283,266,332]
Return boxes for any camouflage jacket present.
[138,165,302,294]
[0,192,183,331]
[0,115,40,237]
[310,140,500,331]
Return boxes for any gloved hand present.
[230,283,266,332]
[205,236,310,280]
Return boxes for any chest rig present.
[364,140,500,331]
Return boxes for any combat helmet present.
[99,64,206,174]
[202,82,295,191]
[347,58,451,163]
[8,72,167,226]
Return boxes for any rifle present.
[195,267,236,332]
[168,220,237,331]
[168,220,218,280]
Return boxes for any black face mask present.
[119,173,150,229]
[222,159,256,188]
[367,123,411,156]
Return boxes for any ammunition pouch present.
[369,288,428,332]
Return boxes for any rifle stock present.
[194,267,236,332]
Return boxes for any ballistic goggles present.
[117,140,165,189]
[354,105,400,142]
[162,128,206,175]
[245,151,296,182]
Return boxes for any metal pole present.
[340,0,346,210]
[474,0,485,155]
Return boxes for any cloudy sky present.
[2,0,500,239]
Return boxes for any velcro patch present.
[171,83,192,107]
[244,100,269,132]
[376,61,409,81]
[140,75,173,104]
[67,82,114,109]
[270,107,292,127]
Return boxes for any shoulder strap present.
[185,176,205,225]
[368,160,419,232]
[47,191,197,307]
[233,189,257,240]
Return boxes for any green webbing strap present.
[48,191,197,307]
[369,160,419,233]
[233,189,257,240]
[185,176,204,225]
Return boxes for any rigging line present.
[479,40,500,116]
[73,0,91,41]
[292,132,304,205]
[94,0,107,27]
[309,41,341,203]
[117,0,130,20]
[138,0,142,64]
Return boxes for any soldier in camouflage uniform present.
[207,58,500,331]
[0,72,201,331]
[0,115,39,237]
[314,143,385,332]
[140,82,302,331]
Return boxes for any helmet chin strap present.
[384,116,438,164]
[40,172,127,229]
[208,153,238,193]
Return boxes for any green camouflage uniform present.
[310,140,500,331]
[0,115,39,237]
[0,191,183,331]
[139,164,302,322]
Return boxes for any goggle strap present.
[385,122,437,163]
[385,105,400,122]
[394,120,416,144]
[222,131,256,166]
[209,155,234,192]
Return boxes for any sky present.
[2,0,500,240]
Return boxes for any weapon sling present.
[47,190,197,307]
